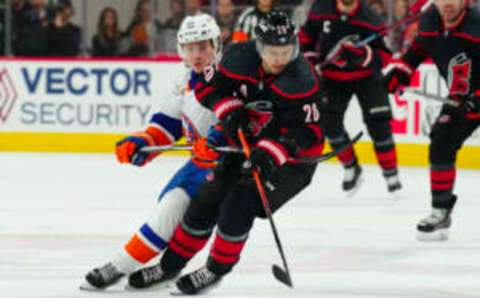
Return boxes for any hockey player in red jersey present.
[299,0,402,198]
[384,0,480,241]
[119,11,326,294]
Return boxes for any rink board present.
[0,58,479,168]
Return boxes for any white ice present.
[1,153,479,298]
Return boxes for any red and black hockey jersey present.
[195,41,325,161]
[299,0,390,81]
[400,6,480,104]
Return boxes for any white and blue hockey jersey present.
[147,64,218,144]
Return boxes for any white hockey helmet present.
[177,14,222,59]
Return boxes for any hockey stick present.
[237,129,293,288]
[296,131,364,163]
[400,88,460,107]
[355,0,435,48]
[141,131,363,164]
[319,0,434,68]
[139,144,243,154]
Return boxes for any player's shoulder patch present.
[218,41,261,83]
[270,57,320,100]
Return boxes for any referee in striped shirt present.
[231,0,276,42]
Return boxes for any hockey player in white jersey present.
[81,14,223,290]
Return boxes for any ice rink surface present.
[1,153,479,298]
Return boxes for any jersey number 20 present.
[303,103,320,123]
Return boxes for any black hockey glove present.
[383,60,413,93]
[221,108,254,146]
[242,139,291,180]
[337,43,373,69]
[214,98,252,146]
[461,92,480,118]
[242,147,277,180]
[329,36,372,69]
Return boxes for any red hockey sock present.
[431,166,456,195]
[168,225,210,259]
[208,232,247,275]
[337,145,356,167]
[374,148,398,175]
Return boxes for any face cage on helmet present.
[255,37,300,63]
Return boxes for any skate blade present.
[416,229,449,242]
[387,189,403,200]
[79,279,126,292]
[79,281,119,292]
[79,282,105,291]
[170,281,222,296]
[125,279,175,292]
[346,176,365,198]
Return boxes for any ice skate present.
[128,262,180,289]
[172,266,222,295]
[417,197,456,241]
[386,174,403,200]
[343,163,364,197]
[80,262,124,290]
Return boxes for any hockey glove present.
[191,138,220,169]
[335,42,373,69]
[243,139,289,180]
[383,59,414,93]
[116,126,170,166]
[461,92,480,119]
[213,98,252,146]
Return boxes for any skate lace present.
[141,264,164,283]
[422,209,447,225]
[190,267,216,289]
[99,263,121,282]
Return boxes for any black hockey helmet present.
[254,11,299,60]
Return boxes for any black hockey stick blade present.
[272,265,293,288]
[297,131,364,163]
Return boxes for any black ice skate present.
[80,262,124,290]
[343,163,364,197]
[416,196,456,241]
[128,263,180,289]
[173,266,222,295]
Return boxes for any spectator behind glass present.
[163,0,185,29]
[390,0,410,53]
[14,0,50,56]
[232,0,275,43]
[186,0,203,16]
[125,0,161,56]
[92,7,122,57]
[158,0,185,53]
[215,0,238,46]
[292,0,315,28]
[369,0,387,20]
[48,2,81,56]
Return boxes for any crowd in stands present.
[7,0,480,58]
